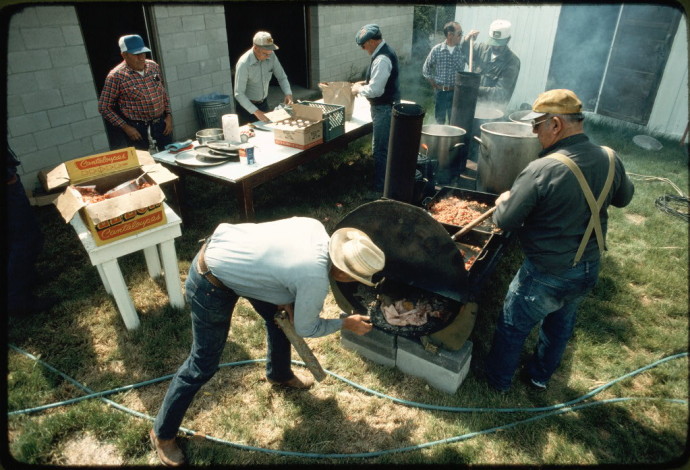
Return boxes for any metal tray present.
[424,186,503,237]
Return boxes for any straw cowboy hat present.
[329,228,385,286]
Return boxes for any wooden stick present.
[274,311,327,382]
[451,206,497,240]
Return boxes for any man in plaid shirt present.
[422,21,467,124]
[98,35,173,151]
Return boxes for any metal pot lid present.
[332,199,469,304]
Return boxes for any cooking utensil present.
[174,150,228,167]
[104,173,150,197]
[469,37,474,72]
[475,122,541,194]
[207,140,244,152]
[274,311,326,381]
[194,146,238,161]
[196,128,224,144]
[249,122,272,132]
[451,206,497,240]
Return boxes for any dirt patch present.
[625,213,646,225]
[60,432,123,466]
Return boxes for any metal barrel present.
[449,72,481,174]
[384,102,425,203]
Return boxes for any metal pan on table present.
[174,150,229,167]
[194,145,239,161]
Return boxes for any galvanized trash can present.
[194,93,234,129]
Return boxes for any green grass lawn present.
[6,117,688,466]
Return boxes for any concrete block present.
[341,328,397,367]
[396,337,473,394]
[22,27,65,50]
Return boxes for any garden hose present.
[628,172,689,222]
[7,344,687,459]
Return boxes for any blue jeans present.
[485,257,600,391]
[434,90,454,124]
[153,252,292,439]
[125,116,172,152]
[371,104,392,192]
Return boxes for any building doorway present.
[76,4,153,149]
[224,2,309,87]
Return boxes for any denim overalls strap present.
[546,146,615,265]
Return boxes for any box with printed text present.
[268,103,324,150]
[45,147,178,246]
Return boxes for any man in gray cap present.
[98,34,173,151]
[234,31,293,124]
[352,24,400,194]
[464,19,521,110]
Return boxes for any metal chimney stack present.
[383,102,425,203]
[449,72,481,172]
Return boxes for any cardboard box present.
[268,103,324,150]
[45,147,178,246]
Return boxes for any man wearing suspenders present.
[479,89,635,393]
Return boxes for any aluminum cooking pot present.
[508,109,532,123]
[420,125,466,183]
[475,122,541,194]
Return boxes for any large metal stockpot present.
[475,122,541,194]
[419,124,466,184]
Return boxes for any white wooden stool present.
[70,203,184,330]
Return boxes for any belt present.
[197,242,231,291]
[250,98,266,105]
[127,114,165,125]
[437,86,453,92]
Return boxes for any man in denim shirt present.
[149,218,384,465]
[422,21,467,124]
[479,89,634,393]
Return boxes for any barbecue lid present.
[332,199,469,303]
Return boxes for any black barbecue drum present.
[330,197,509,340]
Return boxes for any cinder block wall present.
[6,4,233,190]
[7,6,108,191]
[152,4,233,141]
[309,5,414,85]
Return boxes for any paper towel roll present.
[222,114,240,142]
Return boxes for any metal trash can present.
[194,93,234,129]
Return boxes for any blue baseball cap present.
[118,35,151,54]
[355,24,381,46]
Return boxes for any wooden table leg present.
[235,182,255,221]
[100,259,140,330]
[96,264,112,295]
[143,245,162,279]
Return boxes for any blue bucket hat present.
[355,24,381,46]
[118,35,151,54]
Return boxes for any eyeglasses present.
[531,116,552,131]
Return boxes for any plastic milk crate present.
[299,101,345,142]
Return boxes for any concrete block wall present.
[7,5,109,191]
[152,4,233,141]
[309,5,414,85]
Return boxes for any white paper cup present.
[239,155,248,165]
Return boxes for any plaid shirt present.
[422,42,466,88]
[98,59,171,127]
